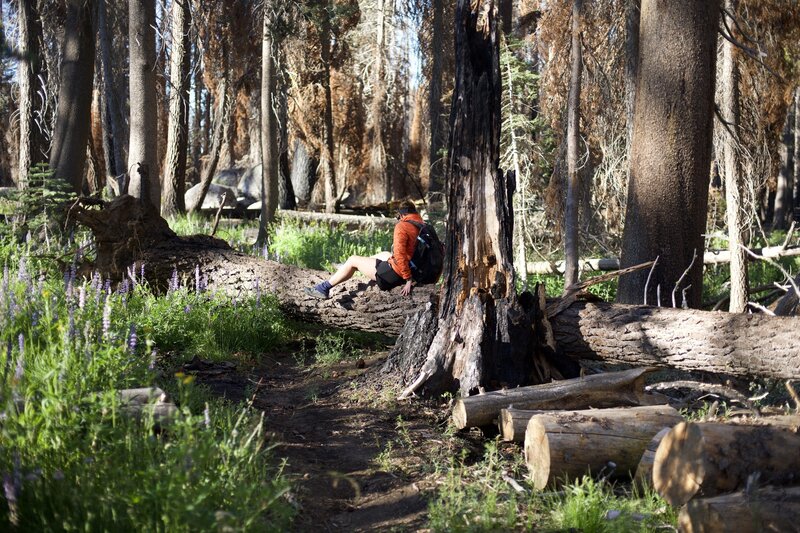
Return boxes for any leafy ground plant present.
[0,241,294,530]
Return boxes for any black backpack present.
[405,220,445,285]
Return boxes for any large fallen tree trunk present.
[653,421,800,506]
[452,368,657,430]
[72,198,800,379]
[633,427,671,489]
[523,405,683,489]
[678,485,800,533]
[527,245,800,274]
[550,301,800,380]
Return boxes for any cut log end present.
[524,417,550,490]
[452,400,468,430]
[653,421,705,506]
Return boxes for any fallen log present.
[653,421,800,506]
[551,301,800,380]
[499,402,671,443]
[523,405,683,489]
[526,245,800,274]
[633,427,671,489]
[72,197,800,379]
[678,485,800,533]
[452,367,657,430]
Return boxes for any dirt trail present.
[191,351,462,532]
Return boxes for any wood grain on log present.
[452,367,656,429]
[523,405,683,489]
[551,302,800,380]
[653,421,800,506]
[678,485,800,533]
[633,427,671,489]
[499,398,670,443]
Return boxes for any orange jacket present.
[389,213,424,280]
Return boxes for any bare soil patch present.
[184,351,479,532]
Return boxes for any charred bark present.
[387,0,554,399]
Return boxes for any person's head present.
[396,201,417,219]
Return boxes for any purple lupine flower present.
[184,305,191,314]
[168,269,179,294]
[140,263,145,282]
[102,300,112,339]
[262,244,269,260]
[119,279,130,295]
[68,307,76,340]
[91,271,101,292]
[200,275,208,293]
[203,403,211,428]
[127,324,138,353]
[104,279,111,295]
[148,349,157,371]
[4,340,11,381]
[14,335,24,382]
[17,256,27,281]
[31,310,39,328]
[78,285,86,310]
[195,265,201,294]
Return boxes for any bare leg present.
[372,251,391,261]
[328,255,380,286]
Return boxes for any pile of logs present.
[452,368,800,532]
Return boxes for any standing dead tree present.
[385,0,564,399]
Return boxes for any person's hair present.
[397,201,417,215]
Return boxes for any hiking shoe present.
[304,286,330,299]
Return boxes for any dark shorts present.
[375,259,404,291]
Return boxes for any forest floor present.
[184,347,481,532]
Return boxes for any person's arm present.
[391,223,414,281]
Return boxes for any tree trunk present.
[654,421,800,506]
[161,0,191,217]
[319,9,337,214]
[17,0,46,188]
[128,0,160,209]
[50,0,96,192]
[389,0,554,400]
[427,0,445,194]
[290,139,317,206]
[624,0,639,155]
[366,0,389,203]
[617,0,719,308]
[563,0,583,289]
[524,405,683,489]
[256,7,280,245]
[453,367,656,430]
[97,0,126,193]
[552,301,800,380]
[87,87,105,194]
[720,1,748,313]
[633,426,671,489]
[501,404,674,444]
[774,101,795,230]
[187,79,230,213]
[794,87,800,224]
[191,43,203,182]
[679,486,800,533]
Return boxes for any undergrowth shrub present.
[0,240,294,530]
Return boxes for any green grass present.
[0,239,294,530]
[267,218,393,271]
[426,441,677,533]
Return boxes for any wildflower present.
[4,340,11,381]
[78,285,86,310]
[127,324,138,353]
[184,305,191,314]
[204,402,211,428]
[102,300,112,339]
[67,307,76,340]
[195,265,201,294]
[31,309,39,327]
[14,335,24,382]
[169,269,179,293]
[148,349,157,371]
[140,263,145,282]
[104,279,111,295]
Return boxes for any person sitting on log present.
[304,201,424,299]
